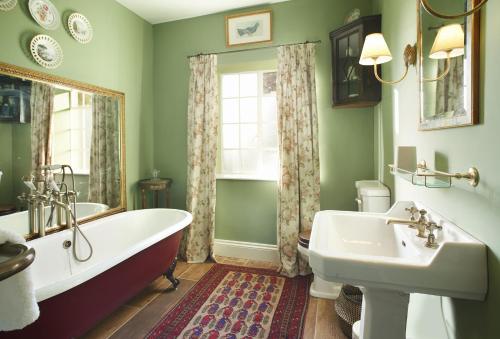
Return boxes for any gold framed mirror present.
[0,62,126,239]
[418,0,480,130]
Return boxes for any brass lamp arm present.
[373,63,409,85]
[421,0,488,19]
[422,56,451,82]
[372,44,417,85]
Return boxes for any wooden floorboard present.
[178,262,214,281]
[83,256,347,339]
[110,279,195,339]
[303,297,318,339]
[315,299,347,339]
[82,305,141,339]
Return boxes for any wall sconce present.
[421,0,488,19]
[359,24,464,85]
[423,23,464,82]
[359,33,417,85]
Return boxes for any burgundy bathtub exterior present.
[0,230,183,339]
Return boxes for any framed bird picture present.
[225,10,272,47]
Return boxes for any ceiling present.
[115,0,290,24]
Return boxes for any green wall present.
[153,0,375,245]
[0,0,154,209]
[0,124,13,205]
[374,0,500,337]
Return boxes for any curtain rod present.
[187,40,322,59]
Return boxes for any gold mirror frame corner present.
[0,61,127,239]
[416,0,480,131]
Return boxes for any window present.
[219,70,278,180]
[51,89,92,174]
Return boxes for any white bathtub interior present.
[22,209,191,302]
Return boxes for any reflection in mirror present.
[0,64,125,239]
[419,0,479,130]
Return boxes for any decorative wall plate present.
[0,0,17,11]
[345,8,361,24]
[30,34,63,69]
[28,0,60,30]
[68,13,93,44]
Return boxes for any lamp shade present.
[429,24,465,59]
[359,33,393,65]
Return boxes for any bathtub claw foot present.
[164,257,180,290]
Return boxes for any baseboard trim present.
[213,239,279,264]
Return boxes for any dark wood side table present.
[138,178,173,209]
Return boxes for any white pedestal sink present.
[308,201,487,339]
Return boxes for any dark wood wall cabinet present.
[330,15,382,108]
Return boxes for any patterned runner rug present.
[146,264,311,339]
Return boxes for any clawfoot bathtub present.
[0,209,192,339]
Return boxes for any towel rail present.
[0,243,36,282]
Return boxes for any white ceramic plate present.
[0,0,17,12]
[30,34,63,69]
[28,0,60,30]
[68,13,93,44]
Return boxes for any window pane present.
[240,98,258,123]
[262,97,277,123]
[263,72,277,95]
[223,150,240,173]
[223,98,239,123]
[240,124,258,148]
[239,73,258,97]
[53,92,70,112]
[262,150,279,178]
[262,123,278,148]
[222,124,239,149]
[222,74,239,98]
[241,150,258,173]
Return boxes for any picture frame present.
[225,10,272,47]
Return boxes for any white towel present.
[0,229,39,331]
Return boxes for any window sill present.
[216,174,278,182]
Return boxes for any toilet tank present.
[355,180,390,213]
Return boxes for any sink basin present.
[308,201,487,339]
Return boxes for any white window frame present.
[217,69,278,181]
[51,90,92,175]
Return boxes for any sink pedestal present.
[359,287,409,339]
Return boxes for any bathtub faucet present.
[17,165,77,237]
[51,200,74,231]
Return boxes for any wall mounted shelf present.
[389,162,480,188]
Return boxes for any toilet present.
[298,180,391,300]
[355,180,391,213]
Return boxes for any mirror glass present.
[419,0,479,130]
[0,63,125,238]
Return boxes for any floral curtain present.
[88,95,120,208]
[180,54,219,263]
[435,57,465,116]
[30,82,54,173]
[277,43,320,277]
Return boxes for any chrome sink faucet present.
[386,208,430,238]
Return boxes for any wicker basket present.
[335,285,363,338]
